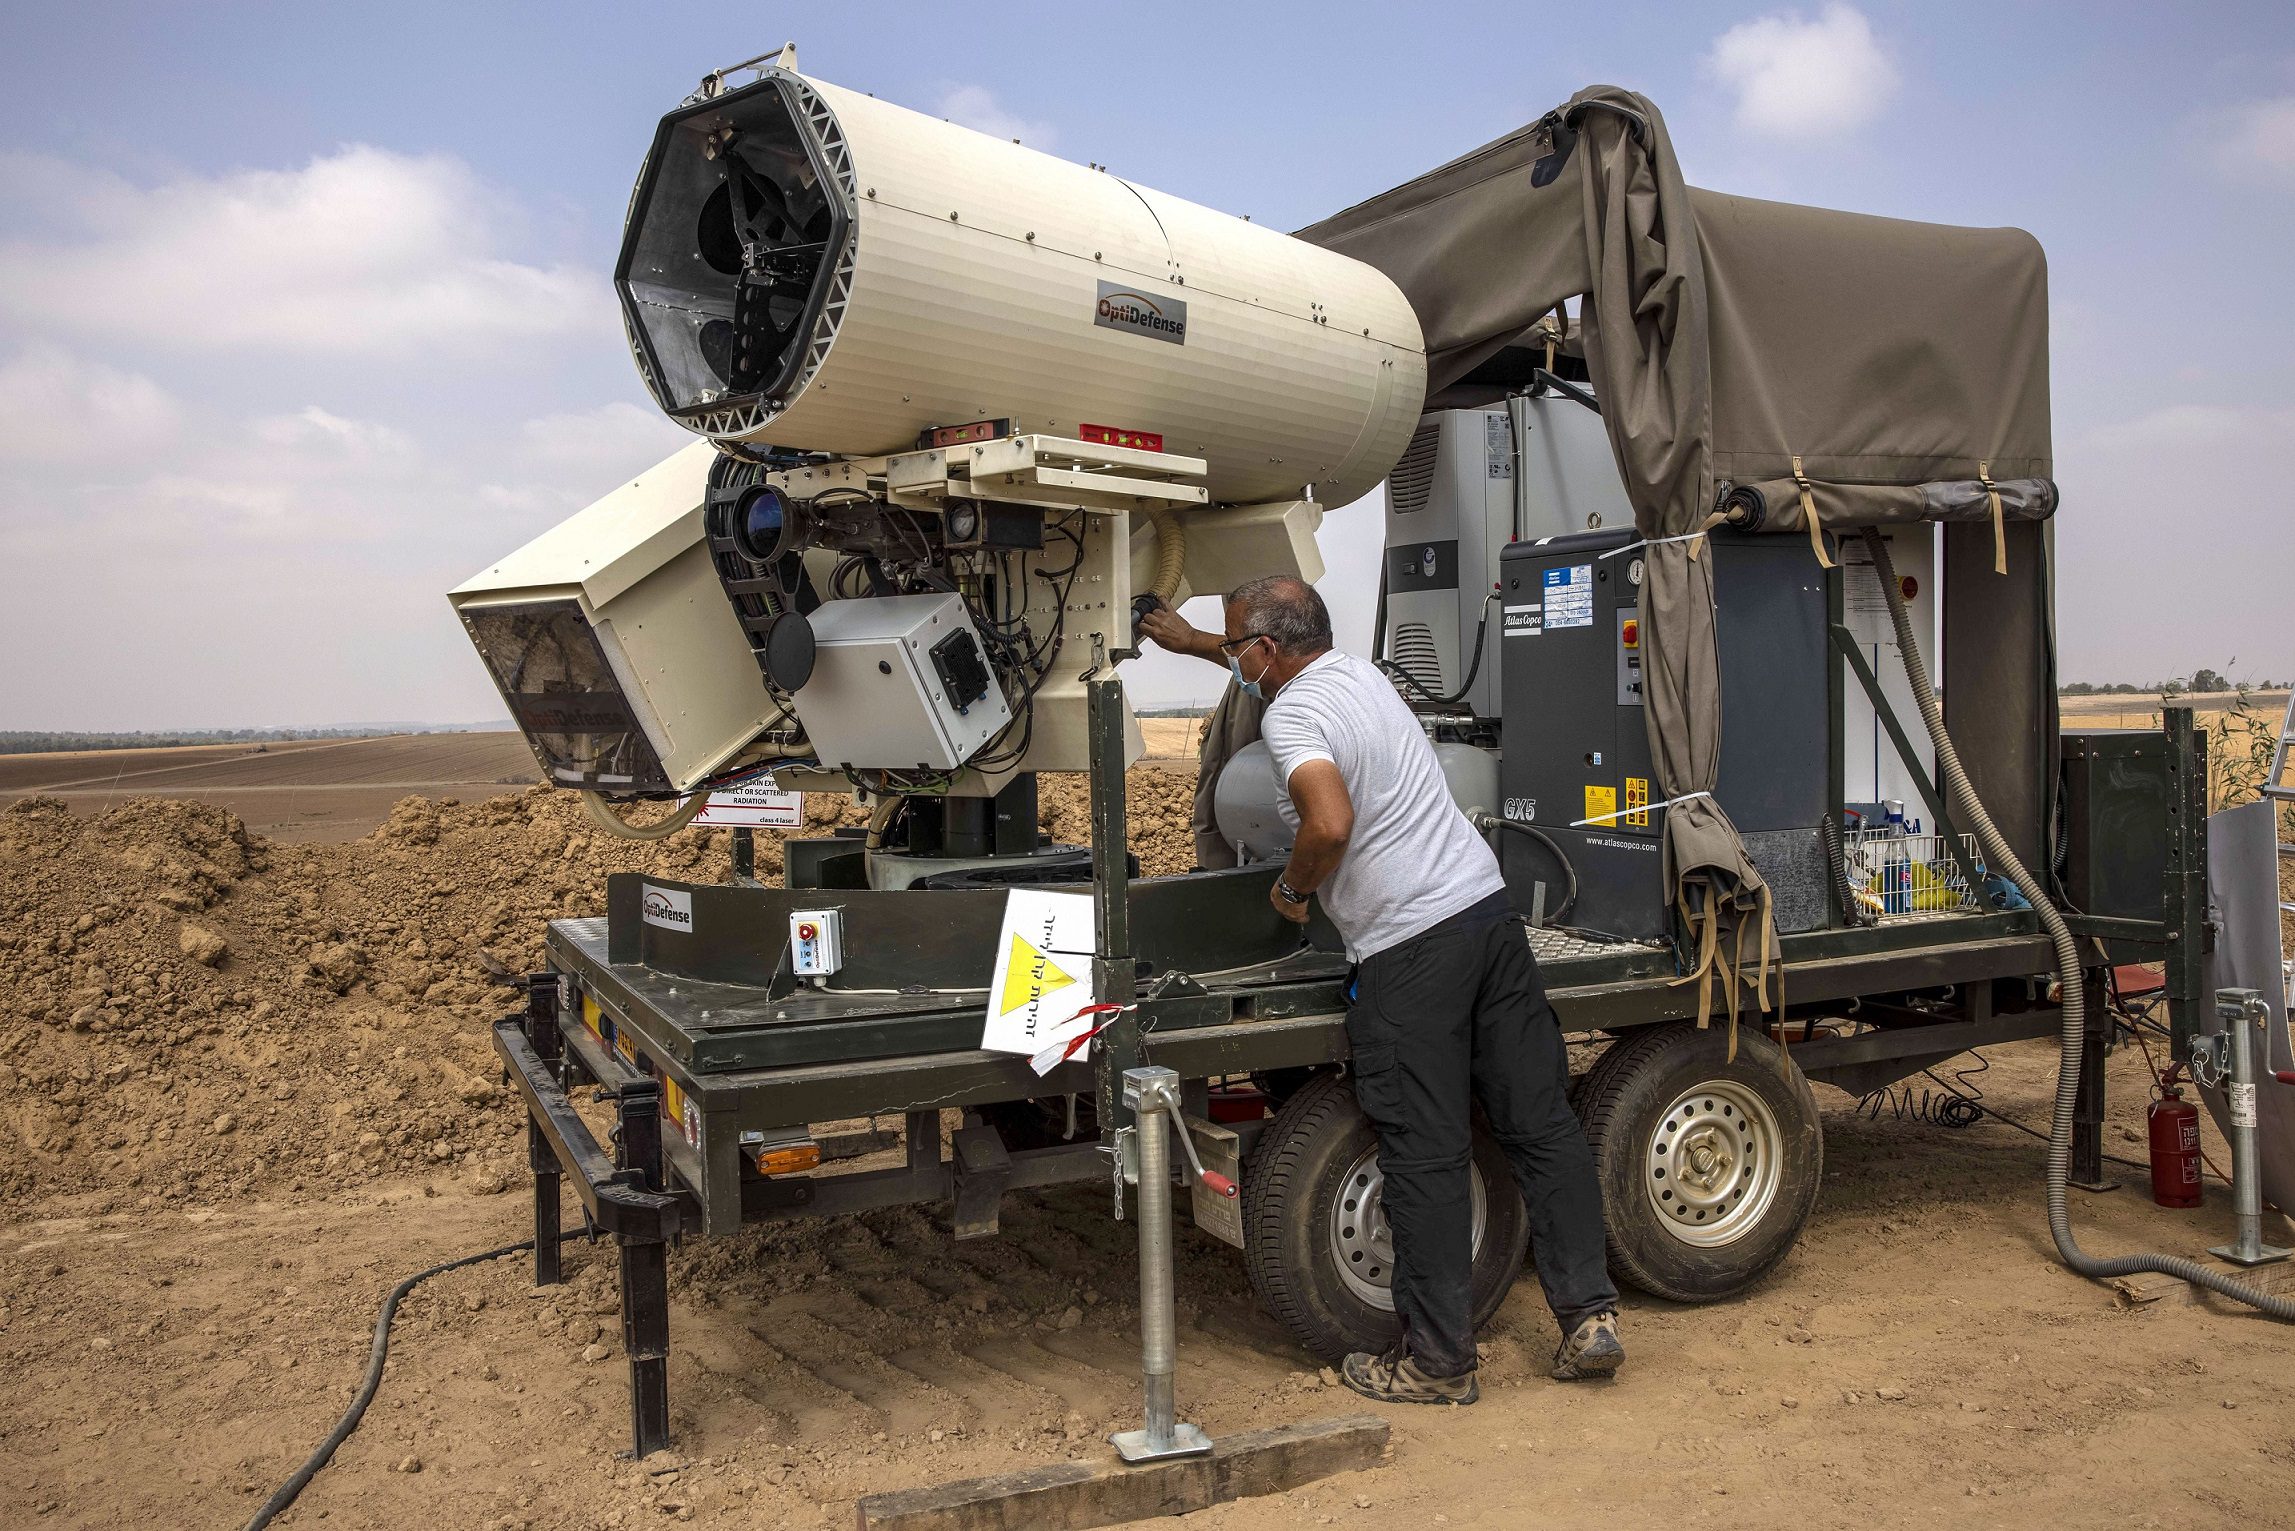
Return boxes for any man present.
[1142,577,1622,1403]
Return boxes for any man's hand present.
[1271,878,1313,925]
[1138,601,1222,661]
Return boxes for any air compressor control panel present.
[789,909,845,979]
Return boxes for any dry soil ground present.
[7,1041,2293,1531]
[1,758,2292,1530]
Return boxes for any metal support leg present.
[2071,969,2117,1192]
[618,1079,664,1193]
[530,1118,565,1285]
[2162,708,2209,1062]
[1087,678,1141,1145]
[526,975,565,1285]
[613,1078,673,1455]
[731,826,755,883]
[2208,989,2291,1267]
[619,1238,673,1457]
[1111,1066,1212,1465]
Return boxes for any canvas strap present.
[1792,455,1832,568]
[1670,882,1784,1067]
[1979,460,2007,575]
[1670,889,1723,1042]
[1540,304,1568,372]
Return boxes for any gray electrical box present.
[1381,400,1631,715]
[794,594,1013,772]
[1495,529,1830,940]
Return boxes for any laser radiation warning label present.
[980,890,1101,1061]
[691,781,804,828]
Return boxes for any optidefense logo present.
[1094,280,1187,345]
[640,884,693,932]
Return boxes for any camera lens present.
[733,485,791,563]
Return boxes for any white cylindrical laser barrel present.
[616,67,1427,508]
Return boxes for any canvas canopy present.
[1298,86,2056,1040]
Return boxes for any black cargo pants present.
[1345,891,1616,1378]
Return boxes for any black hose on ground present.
[1862,528,2295,1319]
[242,1238,536,1531]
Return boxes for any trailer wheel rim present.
[1328,1144,1488,1311]
[1643,1079,1782,1247]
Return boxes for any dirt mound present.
[0,771,1201,1211]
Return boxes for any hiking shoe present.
[1551,1310,1624,1381]
[1339,1347,1479,1406]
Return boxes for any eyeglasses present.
[1217,632,1272,655]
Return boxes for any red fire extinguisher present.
[2148,1080,2202,1209]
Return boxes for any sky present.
[2,0,2292,728]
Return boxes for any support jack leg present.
[620,1236,673,1457]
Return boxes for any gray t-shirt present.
[1262,650,1507,961]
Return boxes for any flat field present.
[0,724,1203,845]
[2058,688,2289,730]
[0,734,539,841]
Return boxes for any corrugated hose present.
[1862,528,2295,1319]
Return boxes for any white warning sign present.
[692,779,805,828]
[980,890,1102,1068]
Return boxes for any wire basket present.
[1842,827,1986,917]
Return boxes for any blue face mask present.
[1228,641,1267,700]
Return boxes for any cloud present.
[0,338,702,724]
[1703,4,1899,139]
[0,145,612,359]
[0,344,182,465]
[936,85,1057,148]
[250,405,415,459]
[2213,96,2295,179]
[475,401,696,520]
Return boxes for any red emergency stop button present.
[798,923,818,941]
[1620,618,1639,649]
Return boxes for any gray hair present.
[1228,576,1332,658]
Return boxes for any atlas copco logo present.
[1094,280,1187,345]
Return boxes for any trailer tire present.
[1241,1072,1527,1364]
[1577,1022,1821,1303]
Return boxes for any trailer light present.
[1899,575,1919,601]
[751,1140,823,1176]
[1079,423,1162,452]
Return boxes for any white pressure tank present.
[615,61,1427,508]
[1213,740,1501,863]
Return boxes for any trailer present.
[495,689,2209,1455]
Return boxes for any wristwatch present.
[1276,879,1311,906]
